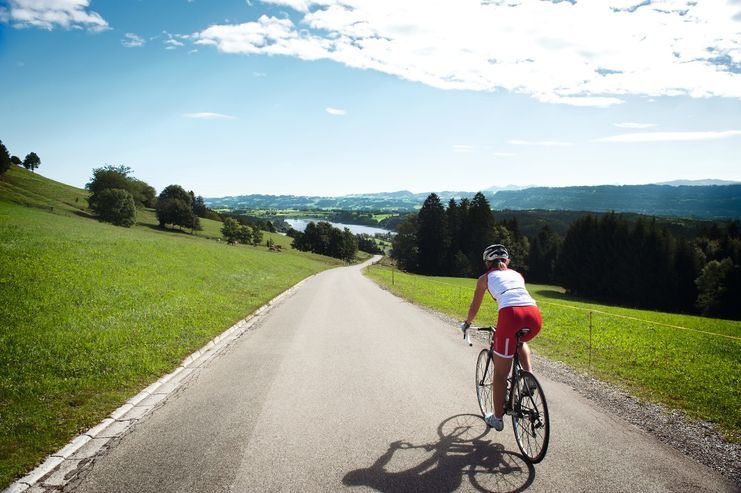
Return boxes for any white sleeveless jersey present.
[486,268,536,309]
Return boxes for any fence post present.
[588,311,593,371]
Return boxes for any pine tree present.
[416,193,449,275]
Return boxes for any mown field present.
[0,168,347,487]
[365,263,741,443]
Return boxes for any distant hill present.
[489,184,741,219]
[654,179,740,186]
[206,191,473,212]
[207,183,741,219]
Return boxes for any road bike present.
[463,325,550,463]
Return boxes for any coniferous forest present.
[391,192,741,320]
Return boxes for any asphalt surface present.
[68,258,736,492]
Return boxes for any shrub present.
[92,188,136,227]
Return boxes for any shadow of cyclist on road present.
[342,414,534,493]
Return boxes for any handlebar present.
[461,325,494,346]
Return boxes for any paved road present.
[69,259,735,492]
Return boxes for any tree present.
[87,165,157,210]
[10,156,21,166]
[391,215,418,271]
[236,225,253,244]
[251,226,263,246]
[156,184,200,231]
[695,258,733,316]
[528,225,562,284]
[221,217,242,243]
[130,179,157,208]
[92,188,136,227]
[466,193,496,273]
[193,195,208,218]
[0,140,11,176]
[291,221,357,261]
[416,193,449,275]
[23,152,40,172]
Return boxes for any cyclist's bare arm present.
[465,274,489,324]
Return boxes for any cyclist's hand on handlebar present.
[459,321,471,332]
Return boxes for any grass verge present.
[0,199,341,487]
[364,263,741,443]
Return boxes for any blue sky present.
[1,0,740,197]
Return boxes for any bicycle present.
[463,325,550,463]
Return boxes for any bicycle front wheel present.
[475,349,494,417]
[511,370,550,463]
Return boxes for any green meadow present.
[0,168,344,487]
[365,263,741,443]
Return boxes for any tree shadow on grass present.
[343,414,535,493]
[139,223,195,236]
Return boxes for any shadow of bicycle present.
[343,414,535,493]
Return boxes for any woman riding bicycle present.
[461,244,542,431]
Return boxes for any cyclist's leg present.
[516,306,542,373]
[518,342,532,372]
[493,354,513,418]
[492,307,518,418]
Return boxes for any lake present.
[284,218,392,236]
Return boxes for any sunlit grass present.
[0,199,341,487]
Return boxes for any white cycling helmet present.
[483,244,509,262]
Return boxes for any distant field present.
[365,264,741,442]
[0,194,342,487]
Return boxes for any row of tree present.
[84,165,216,231]
[0,140,41,176]
[220,217,264,246]
[392,192,529,277]
[392,192,741,319]
[288,221,359,262]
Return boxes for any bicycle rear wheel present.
[475,349,494,417]
[511,371,550,463]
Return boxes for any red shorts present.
[493,305,542,358]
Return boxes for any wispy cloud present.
[453,144,475,153]
[163,31,189,50]
[3,0,108,31]
[494,152,515,157]
[253,72,267,77]
[614,122,657,129]
[122,33,146,48]
[193,1,741,107]
[595,130,741,143]
[182,112,237,120]
[325,107,346,116]
[508,139,573,147]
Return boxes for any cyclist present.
[461,244,542,431]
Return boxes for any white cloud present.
[122,33,146,48]
[4,0,108,31]
[182,112,237,120]
[614,122,657,129]
[494,152,515,157]
[595,130,741,143]
[163,31,189,50]
[508,139,573,147]
[192,1,741,107]
[325,107,346,116]
[453,144,475,153]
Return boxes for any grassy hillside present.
[365,264,741,442]
[0,168,343,487]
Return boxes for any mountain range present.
[206,181,741,219]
